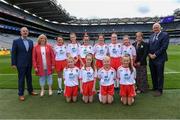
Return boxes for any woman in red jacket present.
[33,34,55,97]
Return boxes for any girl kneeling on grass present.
[117,55,136,105]
[98,56,116,104]
[63,56,80,102]
[80,54,97,103]
[32,34,55,97]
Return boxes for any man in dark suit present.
[148,23,169,97]
[11,27,37,101]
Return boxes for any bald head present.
[152,23,161,33]
[20,27,29,38]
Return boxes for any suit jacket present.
[132,41,148,65]
[148,31,169,63]
[11,37,33,67]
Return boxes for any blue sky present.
[58,0,180,19]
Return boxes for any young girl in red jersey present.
[67,33,80,68]
[63,56,80,102]
[53,36,68,94]
[94,34,108,69]
[117,55,136,105]
[80,54,97,103]
[98,56,116,104]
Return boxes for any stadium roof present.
[2,0,180,25]
[4,0,74,23]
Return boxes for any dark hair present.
[56,35,63,40]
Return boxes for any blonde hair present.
[67,55,74,62]
[123,35,130,40]
[70,32,76,37]
[37,34,47,45]
[103,56,111,63]
[111,32,117,38]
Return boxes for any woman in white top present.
[32,34,55,97]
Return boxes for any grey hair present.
[123,35,130,40]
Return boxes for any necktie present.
[152,34,157,42]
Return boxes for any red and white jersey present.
[63,67,80,87]
[79,44,94,58]
[67,43,80,58]
[80,66,97,83]
[53,44,67,61]
[121,45,136,59]
[94,43,108,60]
[98,67,116,86]
[117,66,136,85]
[108,43,122,58]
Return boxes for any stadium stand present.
[0,0,180,49]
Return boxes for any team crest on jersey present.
[104,75,109,83]
[69,73,75,80]
[124,73,130,80]
[83,49,87,54]
[112,48,117,54]
[100,49,104,54]
[72,47,76,52]
[59,49,64,54]
[87,72,93,79]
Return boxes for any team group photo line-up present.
[11,22,169,105]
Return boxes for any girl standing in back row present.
[94,34,108,69]
[79,33,94,67]
[67,33,80,68]
[53,36,68,94]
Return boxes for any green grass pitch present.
[0,45,180,119]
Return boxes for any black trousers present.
[149,60,165,93]
[17,66,33,96]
